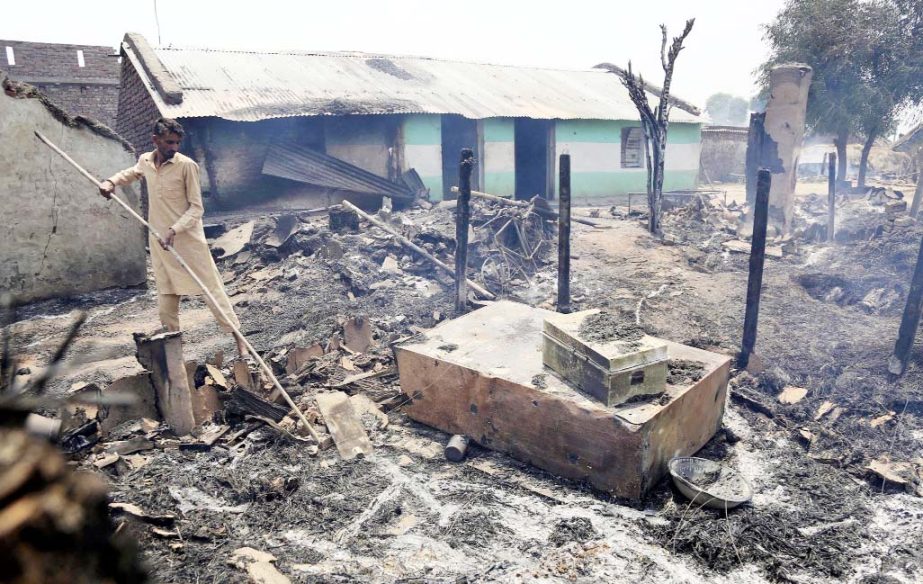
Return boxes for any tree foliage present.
[762,0,922,187]
[705,93,750,126]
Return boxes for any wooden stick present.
[33,131,320,444]
[739,168,771,369]
[456,149,475,313]
[911,150,923,218]
[449,186,601,227]
[889,233,923,376]
[827,152,836,242]
[340,200,495,300]
[557,154,572,313]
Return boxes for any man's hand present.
[159,228,176,250]
[98,180,114,199]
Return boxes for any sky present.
[0,0,787,107]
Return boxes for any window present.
[621,127,644,168]
[77,50,85,67]
[5,46,14,66]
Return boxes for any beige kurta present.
[107,152,224,297]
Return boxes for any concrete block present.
[395,301,730,499]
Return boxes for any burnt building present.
[115,33,704,211]
[0,39,121,127]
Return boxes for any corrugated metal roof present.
[126,43,702,124]
[262,142,413,199]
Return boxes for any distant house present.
[699,125,748,183]
[0,39,121,127]
[115,33,703,210]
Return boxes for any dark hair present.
[152,118,185,137]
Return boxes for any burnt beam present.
[557,154,572,313]
[739,169,771,369]
[455,148,475,314]
[827,152,836,242]
[889,233,923,376]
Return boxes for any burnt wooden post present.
[827,152,837,242]
[739,169,772,368]
[455,148,475,314]
[557,154,572,313]
[889,235,923,376]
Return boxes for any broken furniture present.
[395,301,731,499]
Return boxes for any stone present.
[777,386,808,404]
[381,256,401,274]
[213,221,254,259]
[343,316,373,353]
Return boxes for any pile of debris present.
[44,195,561,468]
[645,195,790,270]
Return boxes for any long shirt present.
[107,151,224,296]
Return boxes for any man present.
[100,118,247,357]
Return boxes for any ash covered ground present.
[6,190,923,583]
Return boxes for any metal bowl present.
[668,456,753,510]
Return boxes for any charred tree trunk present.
[834,128,849,185]
[596,19,694,236]
[911,152,923,218]
[857,130,877,191]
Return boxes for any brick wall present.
[114,55,161,156]
[0,40,120,126]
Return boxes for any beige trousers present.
[158,291,240,333]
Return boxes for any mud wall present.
[699,126,748,183]
[764,64,813,229]
[0,83,146,303]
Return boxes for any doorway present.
[441,115,480,199]
[515,118,554,200]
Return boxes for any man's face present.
[153,132,182,161]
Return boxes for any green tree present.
[705,93,749,126]
[762,0,920,189]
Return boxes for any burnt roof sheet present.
[262,142,413,199]
[124,42,702,124]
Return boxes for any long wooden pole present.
[911,151,923,218]
[455,149,475,313]
[827,152,836,242]
[340,200,495,300]
[34,131,320,443]
[889,234,923,376]
[739,168,771,369]
[557,154,572,313]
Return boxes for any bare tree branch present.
[660,24,669,72]
[597,19,695,234]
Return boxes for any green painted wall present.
[483,118,515,196]
[556,119,701,198]
[402,115,443,198]
[403,115,441,145]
